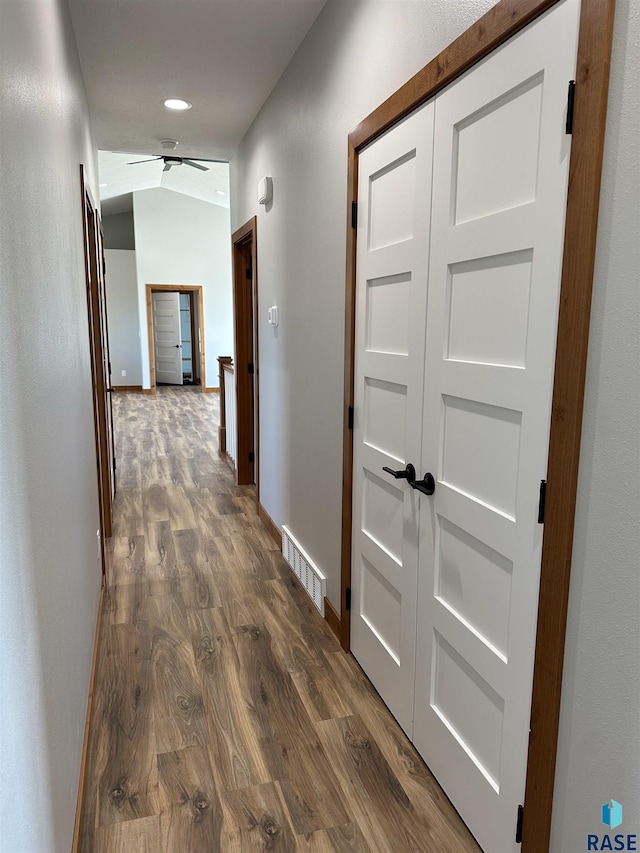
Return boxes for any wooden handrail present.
[217,356,233,457]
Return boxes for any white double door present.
[350,2,580,851]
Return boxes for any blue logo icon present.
[602,800,623,830]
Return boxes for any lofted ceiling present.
[68,0,327,208]
[98,151,231,214]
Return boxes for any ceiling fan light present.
[163,98,192,111]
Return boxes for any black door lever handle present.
[382,463,416,482]
[410,472,435,496]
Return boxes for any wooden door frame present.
[80,165,113,568]
[146,284,206,391]
[339,1,616,850]
[232,217,259,495]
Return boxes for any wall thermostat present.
[258,176,273,205]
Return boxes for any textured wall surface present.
[0,0,102,850]
[231,0,639,844]
[103,210,135,250]
[550,0,640,848]
[105,249,142,386]
[133,188,233,389]
[0,1,636,850]
[230,0,497,606]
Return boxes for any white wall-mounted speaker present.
[257,176,273,205]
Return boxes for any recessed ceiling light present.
[163,98,192,111]
[99,183,108,188]
[216,190,226,196]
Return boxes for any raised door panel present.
[351,100,435,736]
[412,2,581,851]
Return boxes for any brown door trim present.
[339,2,616,851]
[80,166,114,563]
[145,284,206,392]
[232,217,259,495]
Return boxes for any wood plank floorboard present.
[221,782,298,851]
[157,745,223,851]
[97,621,158,826]
[79,386,481,852]
[95,816,161,852]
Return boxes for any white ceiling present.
[98,151,231,214]
[69,0,327,210]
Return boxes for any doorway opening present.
[179,292,197,384]
[145,284,206,392]
[232,217,259,494]
[80,165,115,574]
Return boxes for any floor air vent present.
[281,525,326,616]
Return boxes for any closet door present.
[351,102,434,735]
[412,1,580,850]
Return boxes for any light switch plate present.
[268,306,279,327]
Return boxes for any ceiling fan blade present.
[127,157,161,165]
[189,157,227,164]
[163,163,173,172]
[182,159,208,172]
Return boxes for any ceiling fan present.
[127,155,225,172]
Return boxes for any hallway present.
[78,388,479,852]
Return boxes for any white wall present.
[0,1,101,851]
[230,0,497,606]
[103,210,135,250]
[105,249,142,386]
[133,188,233,389]
[550,0,640,848]
[231,0,640,845]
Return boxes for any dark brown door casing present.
[232,217,259,493]
[80,165,115,565]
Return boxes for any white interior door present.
[153,291,183,385]
[412,2,580,851]
[351,101,434,735]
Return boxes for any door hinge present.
[538,479,547,524]
[246,267,252,280]
[351,200,358,229]
[566,80,576,134]
[248,362,254,375]
[348,405,354,430]
[102,257,106,276]
[516,804,524,844]
[345,587,352,611]
[249,451,254,463]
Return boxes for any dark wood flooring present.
[78,386,480,852]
